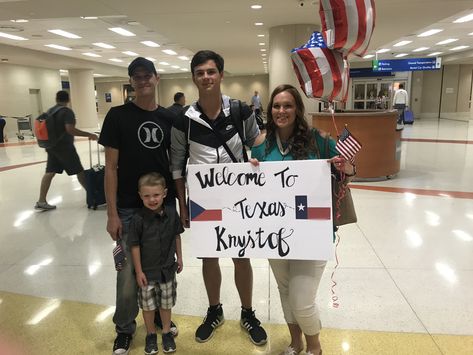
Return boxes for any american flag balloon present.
[319,0,376,57]
[291,35,348,101]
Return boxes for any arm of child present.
[131,245,148,287]
[176,235,183,273]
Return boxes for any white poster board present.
[187,160,333,260]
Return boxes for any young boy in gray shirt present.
[128,172,184,354]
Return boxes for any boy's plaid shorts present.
[137,276,177,311]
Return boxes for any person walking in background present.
[99,57,178,355]
[0,116,7,143]
[251,90,265,129]
[393,83,409,130]
[251,84,355,355]
[171,50,267,346]
[167,92,186,116]
[129,173,184,354]
[35,90,97,211]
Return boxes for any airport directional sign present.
[372,57,441,72]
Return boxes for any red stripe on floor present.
[401,138,473,144]
[0,137,88,148]
[350,185,473,199]
[0,161,46,172]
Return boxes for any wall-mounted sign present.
[372,57,441,72]
[105,92,112,102]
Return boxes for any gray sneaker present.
[34,201,56,210]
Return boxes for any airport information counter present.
[311,110,401,179]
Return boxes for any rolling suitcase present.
[85,140,106,209]
[404,109,414,124]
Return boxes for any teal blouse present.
[251,129,339,162]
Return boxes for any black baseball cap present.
[128,57,157,76]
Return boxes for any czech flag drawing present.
[295,195,331,220]
[190,200,222,222]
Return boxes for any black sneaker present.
[240,308,267,345]
[195,304,225,343]
[112,333,132,355]
[162,332,176,353]
[144,333,158,355]
[155,313,179,337]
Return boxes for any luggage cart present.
[12,115,34,140]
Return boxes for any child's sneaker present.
[240,308,267,345]
[112,333,132,355]
[162,332,176,353]
[154,313,179,337]
[195,304,225,342]
[144,333,158,355]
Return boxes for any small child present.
[128,172,184,354]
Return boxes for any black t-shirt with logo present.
[99,102,175,208]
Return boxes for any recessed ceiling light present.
[376,48,390,53]
[393,41,412,47]
[122,51,138,56]
[178,56,189,60]
[428,52,443,56]
[255,22,264,26]
[80,16,98,20]
[180,68,188,71]
[93,73,105,77]
[162,49,177,55]
[363,54,375,59]
[258,42,265,46]
[109,58,123,62]
[48,29,81,39]
[417,29,443,37]
[45,44,71,51]
[93,42,115,49]
[83,52,102,57]
[159,62,170,66]
[141,41,160,47]
[436,38,458,45]
[109,27,136,37]
[453,13,473,23]
[10,19,28,23]
[450,45,470,51]
[260,48,266,52]
[0,32,27,41]
[395,53,408,57]
[412,47,429,52]
[145,57,156,62]
[171,65,180,69]
[157,69,165,72]
[469,32,473,36]
[257,34,265,37]
[251,5,262,9]
[261,53,267,56]
[59,69,68,73]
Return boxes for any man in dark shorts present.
[35,90,98,210]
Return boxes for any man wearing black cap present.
[99,57,178,355]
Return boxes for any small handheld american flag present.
[113,241,127,271]
[336,127,362,163]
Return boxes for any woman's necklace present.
[276,132,292,156]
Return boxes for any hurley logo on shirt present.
[138,121,164,149]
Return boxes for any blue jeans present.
[113,207,139,335]
[113,198,177,334]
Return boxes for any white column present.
[68,69,98,129]
[269,24,320,114]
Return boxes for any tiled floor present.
[0,118,472,354]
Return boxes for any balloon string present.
[330,230,341,308]
[329,102,340,137]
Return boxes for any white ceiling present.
[0,0,472,78]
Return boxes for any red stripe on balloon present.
[333,0,349,49]
[323,48,342,101]
[350,0,368,55]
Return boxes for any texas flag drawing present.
[190,200,222,222]
[295,195,331,220]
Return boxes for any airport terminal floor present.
[0,118,472,355]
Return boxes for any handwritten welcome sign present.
[187,160,333,260]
